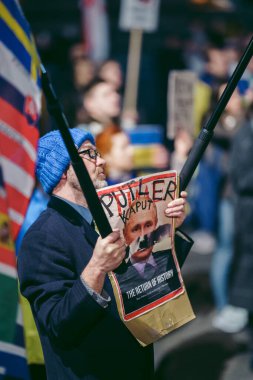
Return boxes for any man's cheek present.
[131,233,138,242]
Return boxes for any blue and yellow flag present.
[0,0,41,377]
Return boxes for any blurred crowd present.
[18,22,253,378]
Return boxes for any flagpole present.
[40,64,112,238]
[180,36,253,191]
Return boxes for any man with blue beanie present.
[18,127,192,380]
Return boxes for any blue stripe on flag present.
[0,76,25,115]
[36,74,41,89]
[0,350,30,379]
[15,321,26,348]
[0,18,31,74]
[0,166,4,187]
[2,0,32,43]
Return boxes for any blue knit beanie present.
[36,128,95,194]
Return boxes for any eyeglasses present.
[78,147,101,161]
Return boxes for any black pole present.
[180,36,253,191]
[40,64,112,238]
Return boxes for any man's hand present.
[81,230,126,294]
[90,230,126,273]
[164,191,188,228]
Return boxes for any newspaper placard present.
[97,170,195,345]
[167,70,196,139]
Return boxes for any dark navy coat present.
[18,196,192,380]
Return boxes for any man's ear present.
[62,171,67,179]
[63,163,71,178]
[53,170,67,193]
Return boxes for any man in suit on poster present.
[115,196,192,314]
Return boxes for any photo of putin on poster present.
[97,170,189,322]
[116,196,182,316]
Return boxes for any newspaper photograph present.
[97,170,185,321]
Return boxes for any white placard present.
[119,0,160,32]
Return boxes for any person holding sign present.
[18,127,192,380]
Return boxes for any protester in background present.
[76,77,121,136]
[97,59,123,92]
[209,84,249,333]
[72,56,95,91]
[170,127,194,173]
[65,45,96,129]
[17,128,192,380]
[68,44,96,90]
[200,44,229,92]
[186,42,230,248]
[229,105,253,370]
[95,124,134,185]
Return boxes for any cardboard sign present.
[119,0,160,32]
[97,170,195,345]
[167,71,196,139]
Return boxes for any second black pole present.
[180,36,253,191]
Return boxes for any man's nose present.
[140,227,146,237]
[139,233,145,242]
[139,234,148,249]
[96,155,106,166]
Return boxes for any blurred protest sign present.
[119,0,160,32]
[119,0,161,128]
[0,0,41,376]
[97,170,194,345]
[167,70,196,139]
[127,125,169,174]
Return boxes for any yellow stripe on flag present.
[0,2,40,81]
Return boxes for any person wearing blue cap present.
[17,127,192,380]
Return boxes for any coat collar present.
[48,196,99,246]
